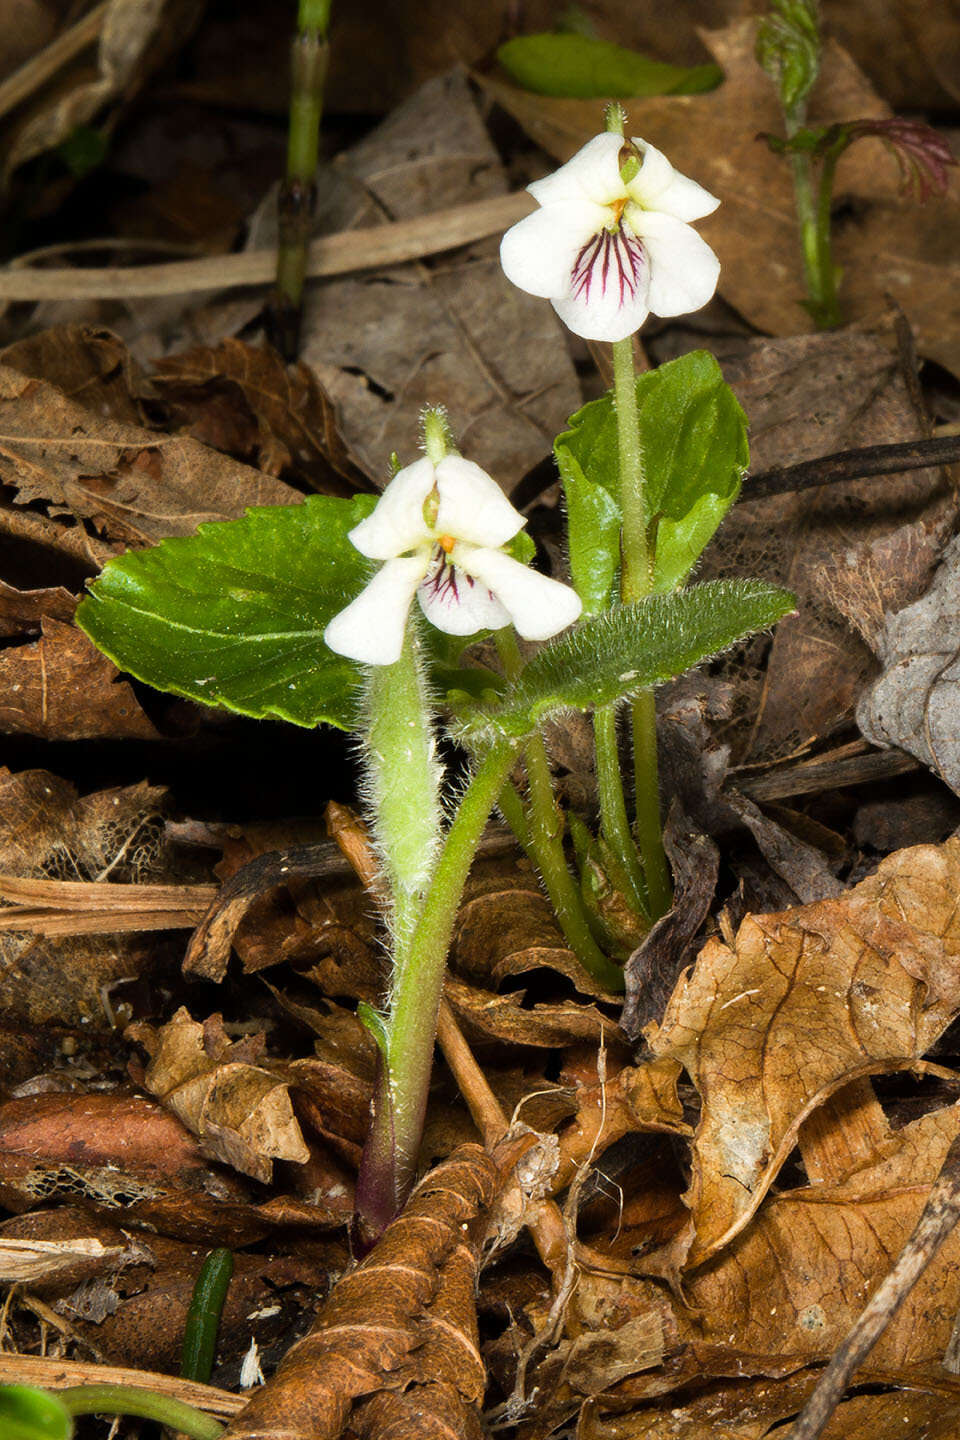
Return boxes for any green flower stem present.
[611,336,672,919]
[365,627,442,979]
[593,702,646,912]
[180,1248,234,1384]
[58,1386,223,1440]
[493,631,620,987]
[271,0,332,359]
[355,737,518,1243]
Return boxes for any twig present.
[786,1132,960,1440]
[0,0,109,124]
[0,1353,244,1418]
[0,192,532,300]
[748,433,960,499]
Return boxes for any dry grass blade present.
[0,192,532,300]
[221,1144,498,1440]
[0,874,216,933]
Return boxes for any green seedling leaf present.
[357,1002,389,1058]
[497,33,722,99]
[756,0,821,121]
[473,580,795,737]
[77,494,376,730]
[0,1386,73,1440]
[555,351,749,608]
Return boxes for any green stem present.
[271,0,332,359]
[783,100,842,330]
[593,703,646,907]
[180,1248,234,1384]
[493,630,620,987]
[355,738,518,1242]
[611,337,672,919]
[59,1386,223,1440]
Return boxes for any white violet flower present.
[500,131,720,342]
[324,454,582,666]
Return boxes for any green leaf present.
[756,0,821,121]
[497,33,722,99]
[0,1386,73,1440]
[555,351,749,605]
[76,494,377,730]
[473,580,795,737]
[357,1002,389,1057]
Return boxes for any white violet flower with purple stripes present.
[324,454,582,666]
[500,131,720,342]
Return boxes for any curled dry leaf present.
[523,1103,960,1433]
[152,338,372,496]
[858,532,960,797]
[647,837,960,1269]
[711,327,954,762]
[222,1144,497,1440]
[131,1008,310,1184]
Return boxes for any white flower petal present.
[455,546,582,641]
[626,138,676,205]
[527,132,626,208]
[433,456,524,549]
[323,556,428,665]
[500,200,609,300]
[417,557,511,635]
[630,210,720,317]
[347,456,435,560]
[550,223,651,342]
[628,140,719,221]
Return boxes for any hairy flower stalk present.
[501,105,720,919]
[330,418,584,1241]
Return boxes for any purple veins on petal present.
[570,227,647,309]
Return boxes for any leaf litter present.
[0,4,959,1439]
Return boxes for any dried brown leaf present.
[0,769,178,1027]
[0,579,76,637]
[648,838,960,1268]
[712,328,954,760]
[131,1008,310,1183]
[153,338,371,495]
[0,361,298,548]
[0,324,147,426]
[223,1144,498,1440]
[0,617,158,739]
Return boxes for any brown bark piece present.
[222,1144,498,1440]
